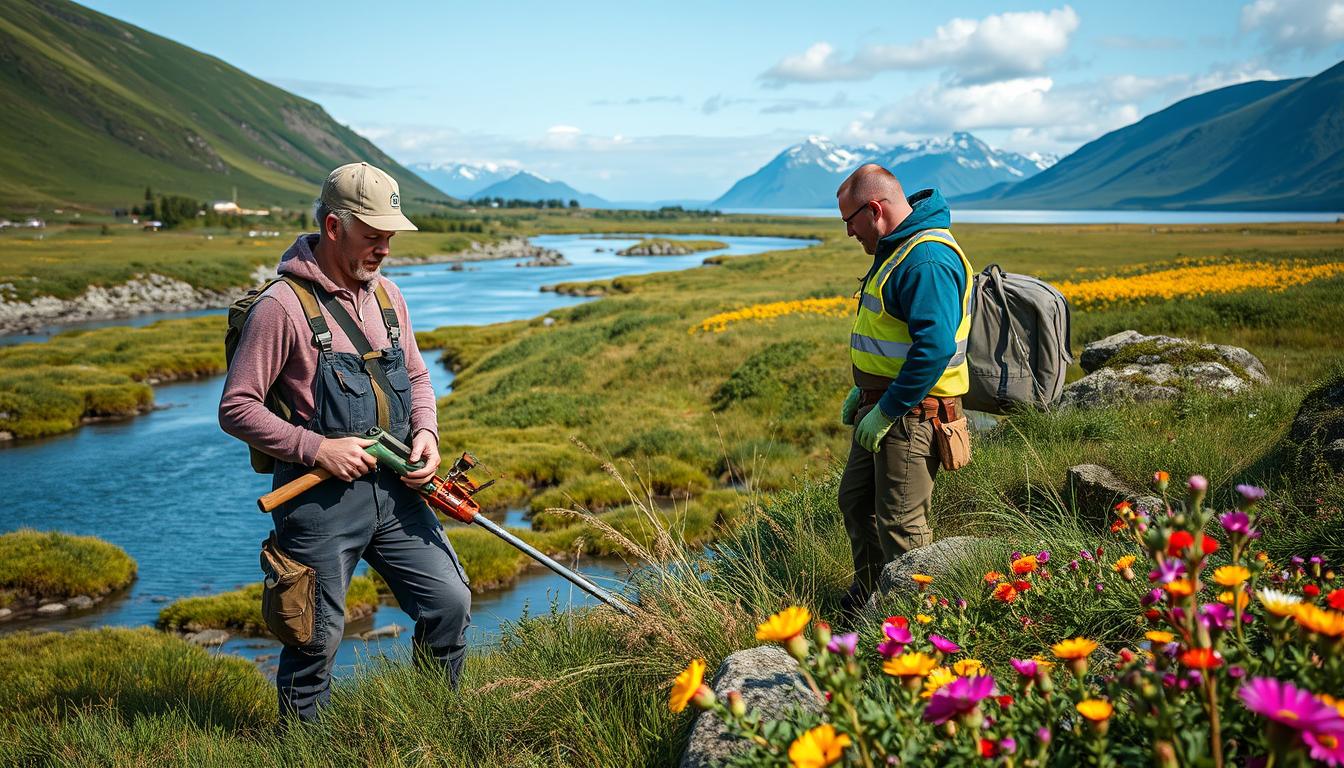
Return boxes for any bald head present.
[836,164,906,207]
[836,164,912,255]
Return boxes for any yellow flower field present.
[691,258,1344,332]
[691,296,852,334]
[1057,259,1344,309]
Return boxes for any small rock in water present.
[150,595,171,603]
[36,603,67,615]
[187,629,230,647]
[0,608,12,620]
[361,624,404,640]
[67,595,95,610]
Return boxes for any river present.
[0,232,812,675]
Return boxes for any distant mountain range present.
[958,60,1344,211]
[468,171,610,208]
[712,133,1056,209]
[408,162,519,199]
[0,0,446,210]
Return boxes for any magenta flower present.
[1188,475,1208,492]
[1010,658,1038,678]
[827,632,858,656]
[922,674,997,724]
[1235,484,1266,509]
[1037,551,1051,563]
[928,634,961,654]
[999,738,1018,756]
[1305,731,1344,766]
[1142,588,1166,606]
[877,623,912,659]
[1152,559,1187,584]
[1220,511,1252,535]
[1238,678,1344,733]
[1035,727,1051,745]
[1200,603,1235,631]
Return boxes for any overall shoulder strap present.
[314,287,395,431]
[279,276,333,356]
[372,281,401,346]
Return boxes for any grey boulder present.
[865,536,988,611]
[1063,331,1268,409]
[1065,464,1165,530]
[186,629,230,647]
[680,645,822,768]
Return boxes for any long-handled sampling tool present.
[258,428,634,616]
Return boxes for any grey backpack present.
[963,264,1073,414]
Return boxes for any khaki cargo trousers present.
[837,403,939,599]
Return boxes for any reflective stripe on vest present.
[850,228,974,397]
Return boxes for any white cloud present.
[1186,63,1282,94]
[760,6,1080,87]
[353,123,803,200]
[1241,0,1344,54]
[847,76,1146,155]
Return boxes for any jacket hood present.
[881,188,951,249]
[277,234,351,295]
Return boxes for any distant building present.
[24,218,45,228]
[0,219,11,229]
[211,200,240,214]
[143,220,163,231]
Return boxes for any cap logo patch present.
[389,192,400,209]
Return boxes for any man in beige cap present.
[221,162,471,721]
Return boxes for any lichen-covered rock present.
[680,646,822,768]
[1065,464,1164,530]
[864,536,988,611]
[1285,368,1344,477]
[1063,331,1268,408]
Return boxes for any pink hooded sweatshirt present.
[219,234,438,466]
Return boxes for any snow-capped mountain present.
[408,161,519,199]
[469,171,610,208]
[712,133,1057,209]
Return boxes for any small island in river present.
[616,238,726,256]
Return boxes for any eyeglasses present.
[842,198,886,225]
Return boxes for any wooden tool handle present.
[257,468,332,512]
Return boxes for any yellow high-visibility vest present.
[850,228,974,396]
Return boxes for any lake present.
[0,232,813,675]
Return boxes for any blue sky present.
[83,1,1344,200]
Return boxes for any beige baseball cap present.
[320,162,418,231]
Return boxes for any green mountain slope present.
[964,60,1344,211]
[0,0,446,210]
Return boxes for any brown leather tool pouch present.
[260,532,316,647]
[932,414,972,471]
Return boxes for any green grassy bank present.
[0,530,136,609]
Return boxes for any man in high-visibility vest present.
[835,164,974,617]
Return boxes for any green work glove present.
[840,386,861,426]
[855,405,898,453]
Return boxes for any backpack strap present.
[313,287,396,432]
[372,281,401,347]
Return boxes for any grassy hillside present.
[969,60,1344,211]
[0,0,449,211]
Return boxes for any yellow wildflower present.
[911,573,933,587]
[1166,579,1196,598]
[922,667,957,699]
[1052,637,1098,660]
[953,658,986,677]
[668,659,705,713]
[915,613,934,624]
[693,296,851,334]
[788,723,851,768]
[1077,699,1114,721]
[1213,565,1250,587]
[882,652,938,678]
[1113,555,1137,572]
[756,606,811,642]
[1219,590,1251,610]
[1295,604,1344,637]
[1145,631,1175,645]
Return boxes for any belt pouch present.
[260,532,316,646]
[931,415,972,471]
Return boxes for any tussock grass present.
[156,575,379,635]
[0,530,136,605]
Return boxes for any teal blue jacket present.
[862,189,968,419]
